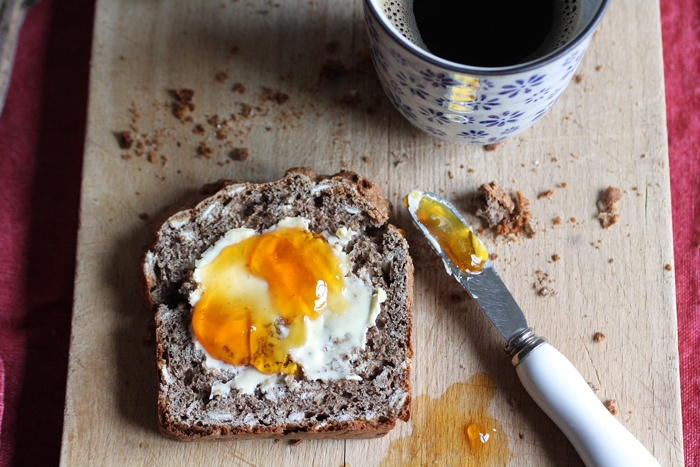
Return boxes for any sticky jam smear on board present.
[379,373,512,467]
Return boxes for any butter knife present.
[404,190,661,467]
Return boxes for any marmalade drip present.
[191,227,349,375]
[379,373,512,466]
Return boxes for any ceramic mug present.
[362,0,610,145]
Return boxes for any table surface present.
[0,0,698,466]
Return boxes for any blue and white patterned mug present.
[363,0,610,145]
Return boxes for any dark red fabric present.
[0,0,697,465]
[0,0,93,466]
[661,0,700,464]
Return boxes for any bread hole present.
[367,365,383,380]
[361,180,371,190]
[304,411,316,419]
[339,405,348,411]
[314,196,324,208]
[382,267,392,286]
[342,391,353,398]
[378,416,390,424]
[381,359,396,368]
[183,369,194,386]
[351,174,360,182]
[316,414,330,422]
[243,203,256,218]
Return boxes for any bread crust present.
[141,168,413,441]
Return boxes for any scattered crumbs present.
[570,217,577,223]
[571,153,579,159]
[448,170,454,179]
[337,89,360,107]
[484,142,501,151]
[230,147,250,161]
[196,142,214,159]
[232,82,246,93]
[467,168,475,173]
[230,44,240,54]
[538,189,554,199]
[489,253,498,260]
[665,264,673,271]
[588,382,599,395]
[605,399,618,415]
[138,213,149,221]
[595,65,604,72]
[460,164,465,169]
[215,71,228,82]
[551,157,558,162]
[593,332,606,343]
[558,182,567,188]
[362,156,372,163]
[117,131,133,149]
[553,216,562,225]
[173,89,194,104]
[597,186,623,228]
[574,74,583,84]
[552,254,561,262]
[147,153,158,164]
[518,433,524,440]
[609,258,614,263]
[193,124,205,135]
[533,270,557,297]
[240,103,253,118]
[593,29,600,38]
[326,40,340,54]
[139,443,143,448]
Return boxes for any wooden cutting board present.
[59,0,683,465]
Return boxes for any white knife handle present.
[515,343,661,467]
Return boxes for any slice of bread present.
[141,168,414,441]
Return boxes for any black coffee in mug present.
[380,0,582,67]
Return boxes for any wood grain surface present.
[59,0,683,465]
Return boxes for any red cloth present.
[0,0,93,465]
[0,0,697,466]
[661,0,700,464]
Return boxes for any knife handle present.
[515,343,662,467]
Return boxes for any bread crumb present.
[117,131,134,149]
[215,71,228,82]
[574,74,583,83]
[570,217,577,223]
[665,264,672,271]
[483,143,501,151]
[597,186,623,228]
[593,332,606,342]
[449,293,461,304]
[588,382,599,395]
[558,182,567,188]
[468,168,475,173]
[475,182,535,238]
[362,156,372,163]
[196,142,213,159]
[552,254,560,262]
[337,90,360,107]
[230,147,250,161]
[596,65,604,72]
[173,89,194,104]
[538,189,554,199]
[232,82,246,94]
[608,258,614,263]
[193,124,205,135]
[139,213,149,220]
[489,253,498,260]
[553,217,562,225]
[240,103,253,118]
[605,399,618,415]
[448,171,454,179]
